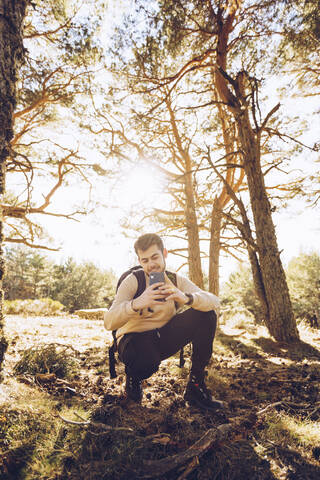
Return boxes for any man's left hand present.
[158,285,189,304]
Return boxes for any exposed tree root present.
[138,414,257,478]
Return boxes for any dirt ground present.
[1,315,320,480]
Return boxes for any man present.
[104,233,223,410]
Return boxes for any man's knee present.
[192,309,217,337]
[192,308,217,325]
[130,357,160,379]
[206,309,217,324]
[119,336,160,379]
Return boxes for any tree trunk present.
[209,143,270,322]
[184,170,204,288]
[247,245,269,322]
[236,107,298,341]
[209,94,245,296]
[166,97,204,288]
[0,0,28,376]
[214,10,298,343]
[208,198,221,295]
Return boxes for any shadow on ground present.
[266,444,320,480]
[217,330,320,363]
[57,399,278,480]
[1,442,37,480]
[253,337,320,361]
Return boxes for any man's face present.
[137,244,167,275]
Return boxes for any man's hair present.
[134,233,164,255]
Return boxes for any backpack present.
[108,266,185,378]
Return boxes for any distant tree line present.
[222,252,320,327]
[3,247,116,312]
[5,245,319,326]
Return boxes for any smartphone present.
[149,271,165,301]
[149,271,165,285]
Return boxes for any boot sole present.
[184,395,226,411]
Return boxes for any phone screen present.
[149,271,165,285]
[149,272,165,301]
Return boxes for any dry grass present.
[0,314,319,480]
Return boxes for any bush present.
[4,298,64,316]
[3,247,116,312]
[287,252,320,320]
[13,344,79,378]
[49,259,116,312]
[221,265,264,323]
[74,308,106,320]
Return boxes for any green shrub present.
[287,252,320,320]
[4,298,64,316]
[221,265,264,323]
[13,344,79,379]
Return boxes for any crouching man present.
[104,233,224,411]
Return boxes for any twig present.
[306,404,320,420]
[58,414,134,434]
[64,386,78,395]
[58,414,89,426]
[257,402,284,415]
[257,400,312,415]
[144,433,171,445]
[74,412,87,422]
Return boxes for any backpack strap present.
[109,345,117,378]
[116,265,142,291]
[132,268,146,299]
[179,347,185,368]
[165,270,177,287]
[109,268,146,378]
[165,270,178,311]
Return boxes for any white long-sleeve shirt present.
[104,271,220,339]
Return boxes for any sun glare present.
[116,163,166,209]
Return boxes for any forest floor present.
[1,314,320,480]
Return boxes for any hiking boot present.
[184,375,225,411]
[125,375,143,403]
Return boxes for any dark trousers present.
[118,308,217,380]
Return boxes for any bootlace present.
[128,377,141,391]
[190,375,211,399]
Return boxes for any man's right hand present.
[131,282,165,311]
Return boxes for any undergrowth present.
[0,399,88,480]
[1,316,319,480]
[13,344,80,378]
[4,298,64,316]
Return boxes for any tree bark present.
[184,169,204,288]
[247,245,269,323]
[208,198,221,295]
[214,8,298,342]
[236,108,298,341]
[166,97,204,288]
[0,0,28,376]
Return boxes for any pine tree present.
[0,0,29,376]
[3,0,104,250]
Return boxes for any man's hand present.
[158,285,189,304]
[131,282,166,310]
